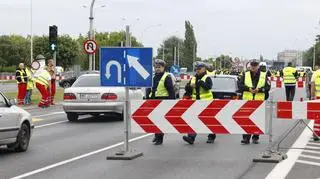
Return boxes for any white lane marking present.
[265,121,314,179]
[300,154,320,160]
[35,121,68,129]
[303,149,320,155]
[33,112,65,118]
[305,146,320,150]
[296,160,320,167]
[10,133,152,179]
[308,142,320,146]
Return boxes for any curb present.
[21,102,63,110]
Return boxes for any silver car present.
[0,91,33,152]
[63,74,144,122]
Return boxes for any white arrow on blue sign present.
[100,47,153,87]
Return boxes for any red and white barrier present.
[0,76,64,81]
[180,74,192,80]
[131,100,266,134]
[277,101,320,120]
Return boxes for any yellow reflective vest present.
[149,73,170,98]
[35,70,51,87]
[16,69,27,84]
[283,67,297,84]
[206,70,216,76]
[243,71,266,100]
[314,70,320,98]
[190,75,213,100]
[25,68,35,90]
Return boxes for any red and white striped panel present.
[180,74,192,80]
[0,76,64,81]
[131,100,266,134]
[277,101,320,120]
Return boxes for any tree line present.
[0,20,199,72]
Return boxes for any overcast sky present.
[1,0,320,60]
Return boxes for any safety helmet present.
[195,61,206,69]
[35,54,46,60]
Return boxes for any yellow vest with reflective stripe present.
[190,75,213,100]
[16,69,26,83]
[206,70,216,76]
[25,68,35,90]
[243,71,266,100]
[35,71,50,87]
[152,73,169,98]
[283,67,297,84]
[314,70,320,97]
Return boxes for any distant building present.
[277,50,303,66]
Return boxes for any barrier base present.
[106,150,143,160]
[253,150,287,163]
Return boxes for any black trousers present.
[187,133,216,140]
[285,85,296,101]
[242,134,259,141]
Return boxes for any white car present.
[63,74,144,122]
[0,91,33,152]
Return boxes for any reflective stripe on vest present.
[283,67,296,84]
[35,71,50,87]
[243,71,266,100]
[16,69,26,83]
[151,73,169,98]
[191,75,213,100]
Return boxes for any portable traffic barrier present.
[277,101,320,120]
[131,99,266,134]
[0,75,64,81]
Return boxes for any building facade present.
[277,50,303,66]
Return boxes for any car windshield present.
[211,77,237,91]
[73,76,100,87]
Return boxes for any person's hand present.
[252,89,258,94]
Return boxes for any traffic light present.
[49,25,58,51]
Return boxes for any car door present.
[0,94,20,140]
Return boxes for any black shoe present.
[183,136,194,145]
[152,137,157,143]
[206,138,215,144]
[154,140,163,145]
[252,138,259,144]
[313,136,320,141]
[241,139,250,144]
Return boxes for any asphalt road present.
[0,88,319,179]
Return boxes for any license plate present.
[80,94,98,100]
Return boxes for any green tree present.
[182,21,197,70]
[156,36,184,69]
[215,55,232,69]
[303,39,320,67]
[0,35,28,68]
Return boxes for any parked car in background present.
[0,91,33,152]
[62,74,144,122]
[146,73,181,99]
[59,71,100,88]
[209,75,241,99]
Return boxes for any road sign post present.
[105,25,152,160]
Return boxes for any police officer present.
[206,64,216,76]
[182,62,215,144]
[146,59,175,145]
[238,61,270,144]
[281,62,298,101]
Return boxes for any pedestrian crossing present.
[296,139,320,167]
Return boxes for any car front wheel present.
[63,82,71,88]
[7,123,30,152]
[67,112,79,122]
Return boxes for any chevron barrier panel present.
[277,101,320,120]
[131,100,266,134]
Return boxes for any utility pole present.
[173,46,177,66]
[30,0,33,63]
[314,42,316,70]
[162,45,165,61]
[177,43,180,67]
[88,0,96,71]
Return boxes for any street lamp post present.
[30,0,33,63]
[88,0,96,71]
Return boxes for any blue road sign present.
[100,47,153,87]
[170,65,180,75]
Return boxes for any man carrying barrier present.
[238,60,270,144]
